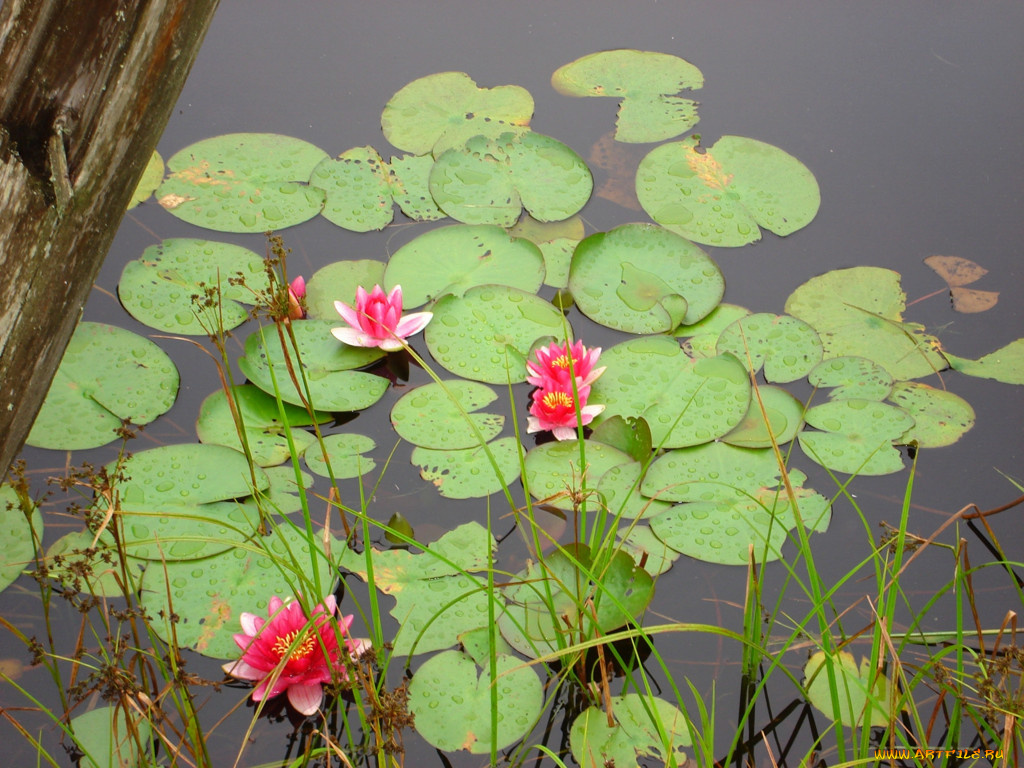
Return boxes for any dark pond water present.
[4,1,1023,766]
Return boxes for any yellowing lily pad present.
[803,649,900,728]
[636,134,820,247]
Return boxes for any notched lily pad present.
[381,71,534,156]
[553,49,704,143]
[413,437,522,499]
[636,134,820,247]
[715,313,823,382]
[157,133,328,232]
[720,385,805,448]
[27,322,179,451]
[569,223,724,332]
[887,381,974,448]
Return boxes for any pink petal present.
[526,416,543,434]
[386,285,404,312]
[239,612,260,636]
[334,300,363,330]
[552,426,578,441]
[331,326,383,349]
[393,311,432,339]
[287,683,324,716]
[289,276,306,298]
[222,659,264,681]
[347,638,372,658]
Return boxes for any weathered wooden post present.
[0,0,219,473]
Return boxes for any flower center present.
[271,629,317,661]
[542,390,574,409]
[551,354,573,369]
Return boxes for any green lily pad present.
[127,149,164,209]
[498,544,654,658]
[803,649,899,728]
[0,486,41,594]
[384,224,545,308]
[636,135,820,247]
[311,146,393,231]
[424,285,570,383]
[523,439,632,511]
[570,694,691,768]
[641,442,794,503]
[807,356,894,401]
[408,650,543,754]
[238,320,388,411]
[720,385,805,449]
[44,530,141,598]
[715,313,823,382]
[412,437,522,499]
[118,238,270,334]
[338,522,497,655]
[568,223,724,332]
[113,500,262,561]
[157,133,328,232]
[381,71,534,156]
[596,461,673,520]
[197,385,330,467]
[590,415,653,464]
[552,49,704,143]
[389,153,447,221]
[887,381,975,448]
[391,380,503,449]
[798,399,915,475]
[236,465,315,518]
[71,703,155,768]
[429,131,593,227]
[509,215,585,289]
[27,322,179,451]
[457,625,515,667]
[304,433,376,479]
[649,487,831,565]
[589,337,751,448]
[946,338,1024,385]
[305,259,386,320]
[785,267,947,380]
[676,303,752,358]
[616,525,680,576]
[141,523,337,659]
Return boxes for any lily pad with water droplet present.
[0,486,41,594]
[596,461,673,520]
[641,442,795,504]
[305,259,386,320]
[197,385,330,467]
[238,320,387,411]
[381,71,534,156]
[424,285,570,383]
[127,149,164,209]
[157,133,328,232]
[338,522,497,655]
[807,356,894,401]
[384,224,545,308]
[649,486,831,565]
[570,694,691,768]
[676,303,751,357]
[523,439,632,511]
[310,146,393,231]
[141,523,337,659]
[946,338,1024,385]
[389,153,447,221]
[304,432,376,479]
[798,399,915,475]
[590,414,653,464]
[616,524,680,576]
[720,385,805,449]
[804,649,899,728]
[785,267,947,380]
[429,131,593,227]
[118,238,270,334]
[391,380,503,449]
[44,529,138,598]
[498,543,654,659]
[509,215,585,289]
[413,437,522,499]
[887,381,975,448]
[636,135,820,247]
[716,313,822,382]
[552,49,704,144]
[112,500,263,562]
[408,650,543,754]
[589,336,751,448]
[27,322,179,451]
[569,223,724,332]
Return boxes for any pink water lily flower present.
[222,595,369,716]
[287,276,306,321]
[526,340,605,391]
[332,284,432,351]
[527,384,606,441]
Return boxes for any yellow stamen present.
[271,629,317,660]
[551,354,573,369]
[543,391,574,408]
